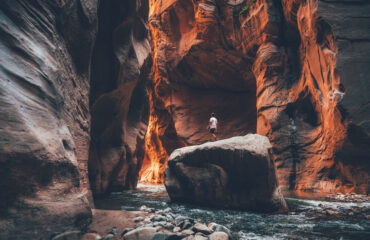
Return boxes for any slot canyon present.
[0,0,369,239]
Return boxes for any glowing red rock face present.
[142,0,370,194]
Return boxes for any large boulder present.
[164,134,288,212]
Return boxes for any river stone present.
[151,215,167,222]
[134,216,144,222]
[181,229,195,235]
[193,235,208,240]
[209,232,229,240]
[123,227,157,240]
[165,134,288,212]
[192,223,213,234]
[81,233,103,240]
[151,232,183,240]
[173,227,181,233]
[208,223,230,234]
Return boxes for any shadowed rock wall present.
[88,0,150,196]
[146,0,369,194]
[0,0,98,238]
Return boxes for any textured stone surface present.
[0,0,97,238]
[165,134,288,212]
[122,227,157,240]
[87,0,150,196]
[145,0,370,194]
[0,0,150,238]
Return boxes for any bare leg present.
[212,133,217,141]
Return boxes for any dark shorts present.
[210,128,216,134]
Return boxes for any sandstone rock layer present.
[0,0,98,238]
[145,0,370,195]
[165,134,288,212]
[0,0,150,238]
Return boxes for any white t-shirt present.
[209,117,218,129]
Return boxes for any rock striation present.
[145,0,370,195]
[165,134,288,212]
[0,0,150,238]
[0,0,98,238]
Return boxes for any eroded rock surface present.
[145,0,370,194]
[165,134,288,212]
[87,0,150,196]
[0,0,98,238]
[0,0,150,238]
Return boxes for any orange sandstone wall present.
[144,0,370,194]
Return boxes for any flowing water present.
[95,184,370,240]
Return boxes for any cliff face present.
[145,0,370,194]
[88,0,150,196]
[0,0,149,238]
[0,0,97,237]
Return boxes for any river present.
[95,184,370,240]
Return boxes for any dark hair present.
[211,113,215,117]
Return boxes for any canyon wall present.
[145,0,370,194]
[0,0,150,238]
[88,0,150,196]
[0,0,98,237]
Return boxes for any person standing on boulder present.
[208,113,218,141]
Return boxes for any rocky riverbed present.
[63,184,369,240]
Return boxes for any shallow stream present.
[95,184,370,240]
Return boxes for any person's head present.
[211,112,215,117]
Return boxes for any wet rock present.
[123,227,157,240]
[103,234,114,240]
[121,228,134,237]
[108,227,118,236]
[180,221,193,230]
[324,209,337,216]
[81,233,103,240]
[173,227,181,233]
[181,229,195,235]
[134,217,144,222]
[208,223,231,237]
[193,235,208,240]
[51,231,82,240]
[163,208,172,213]
[151,232,183,240]
[209,232,229,240]
[165,134,288,212]
[151,215,167,222]
[192,223,213,235]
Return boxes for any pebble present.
[209,232,229,240]
[122,227,157,240]
[182,229,195,235]
[134,216,144,222]
[103,234,114,240]
[193,223,213,234]
[151,215,167,222]
[208,223,230,234]
[81,233,103,240]
[173,226,181,233]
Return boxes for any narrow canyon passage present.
[0,0,370,239]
